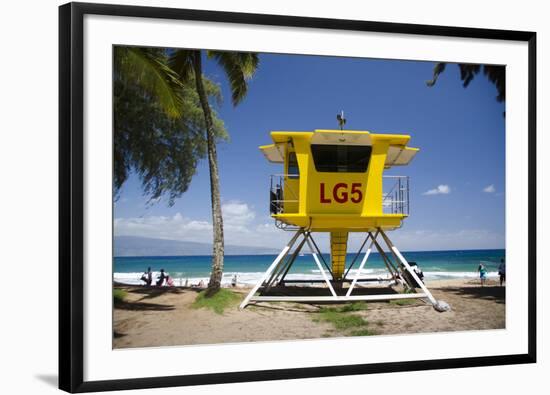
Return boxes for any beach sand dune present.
[113,278,505,349]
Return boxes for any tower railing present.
[269,174,300,215]
[269,174,410,218]
[382,176,410,215]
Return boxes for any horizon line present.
[114,246,506,259]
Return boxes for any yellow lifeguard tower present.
[240,121,447,311]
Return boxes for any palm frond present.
[426,62,505,104]
[202,78,223,107]
[115,47,184,118]
[207,51,259,105]
[425,62,446,87]
[483,65,505,102]
[168,49,197,83]
[458,64,481,88]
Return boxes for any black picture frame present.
[59,2,537,393]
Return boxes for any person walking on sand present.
[478,263,488,287]
[498,258,506,287]
[231,274,238,288]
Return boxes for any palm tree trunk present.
[193,51,225,295]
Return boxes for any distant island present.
[114,236,281,257]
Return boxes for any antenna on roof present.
[336,110,346,130]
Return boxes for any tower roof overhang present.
[259,129,419,167]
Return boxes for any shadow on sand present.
[439,285,505,304]
[114,299,176,311]
[115,284,202,298]
[262,285,400,297]
[113,285,205,311]
[257,284,417,308]
[125,286,186,300]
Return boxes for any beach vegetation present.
[192,288,241,314]
[389,298,418,306]
[113,289,127,304]
[314,307,368,330]
[338,302,369,312]
[350,329,374,336]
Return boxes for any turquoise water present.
[114,249,505,286]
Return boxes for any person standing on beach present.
[140,267,153,286]
[156,269,167,286]
[231,274,238,288]
[498,258,506,286]
[478,263,488,287]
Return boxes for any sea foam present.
[114,269,497,287]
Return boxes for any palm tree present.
[169,50,259,295]
[113,46,228,205]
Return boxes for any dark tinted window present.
[287,152,299,179]
[311,144,372,172]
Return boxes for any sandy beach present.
[113,278,505,349]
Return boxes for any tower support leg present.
[277,233,310,286]
[305,236,338,297]
[343,233,371,280]
[371,237,400,279]
[346,232,375,296]
[240,229,449,312]
[265,232,308,292]
[378,228,438,306]
[239,229,302,309]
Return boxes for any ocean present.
[114,249,505,286]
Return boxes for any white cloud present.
[222,201,255,226]
[114,213,211,243]
[114,211,504,252]
[483,184,496,193]
[376,228,505,251]
[115,192,504,253]
[114,204,290,249]
[423,184,451,195]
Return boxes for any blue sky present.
[114,52,505,251]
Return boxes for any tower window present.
[311,144,372,172]
[287,152,299,179]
